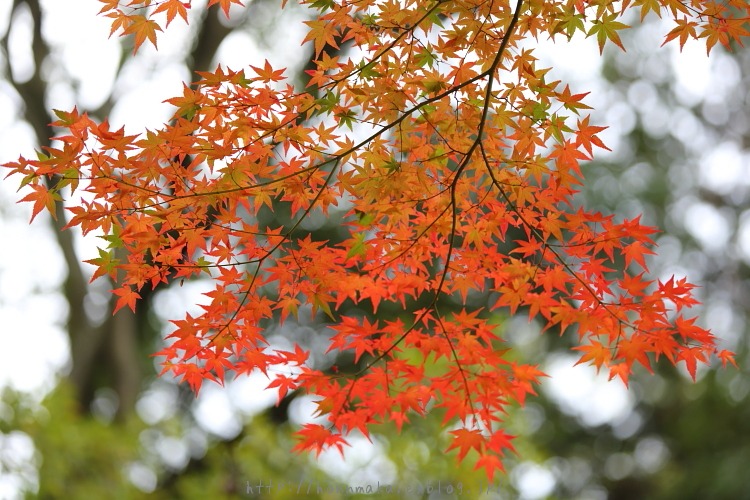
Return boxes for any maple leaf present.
[18,184,61,222]
[249,60,286,83]
[662,18,698,51]
[98,0,120,15]
[634,0,661,21]
[165,84,204,120]
[208,0,245,18]
[446,428,485,461]
[677,347,708,381]
[112,286,141,313]
[487,429,516,455]
[152,0,190,27]
[104,11,131,38]
[557,84,592,115]
[575,115,610,156]
[623,240,656,271]
[302,18,340,57]
[123,15,162,52]
[608,363,632,387]
[619,272,650,297]
[84,247,120,282]
[573,341,611,371]
[588,14,630,53]
[176,364,208,393]
[702,17,750,54]
[717,349,738,369]
[266,375,298,403]
[475,453,505,481]
[616,336,653,372]
[292,424,349,457]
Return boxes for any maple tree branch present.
[200,159,343,349]
[6,0,741,477]
[434,312,476,421]
[2,0,102,402]
[477,142,681,359]
[75,3,530,214]
[335,0,526,418]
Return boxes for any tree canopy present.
[4,0,746,479]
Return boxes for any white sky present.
[0,1,743,497]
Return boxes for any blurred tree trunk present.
[0,0,238,419]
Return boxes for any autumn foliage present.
[5,0,746,479]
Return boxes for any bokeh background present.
[0,0,748,498]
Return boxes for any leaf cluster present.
[4,0,746,479]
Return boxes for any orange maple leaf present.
[123,15,162,52]
[446,428,484,461]
[18,184,61,223]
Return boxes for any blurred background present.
[0,0,747,498]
